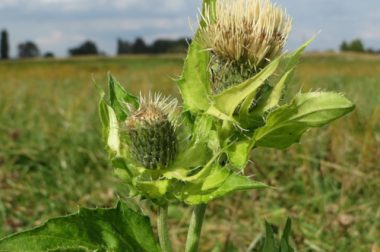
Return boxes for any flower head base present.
[125,94,178,170]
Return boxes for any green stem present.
[185,204,207,252]
[157,205,173,252]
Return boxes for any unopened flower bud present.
[125,95,178,170]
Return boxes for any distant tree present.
[69,40,98,56]
[131,38,148,54]
[350,39,364,52]
[150,38,189,54]
[18,41,40,58]
[168,38,189,53]
[117,39,132,55]
[340,41,349,52]
[1,30,10,59]
[116,37,190,55]
[340,39,365,53]
[44,52,55,58]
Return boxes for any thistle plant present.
[0,0,355,251]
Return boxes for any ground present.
[0,53,379,251]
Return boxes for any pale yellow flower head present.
[199,0,292,68]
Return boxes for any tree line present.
[0,29,190,59]
[2,29,380,60]
[340,39,380,54]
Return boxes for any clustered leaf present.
[97,73,267,205]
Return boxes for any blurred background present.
[0,0,379,251]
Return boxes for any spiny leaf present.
[183,173,268,205]
[279,218,294,252]
[227,139,251,170]
[211,58,280,118]
[242,38,314,121]
[99,96,110,142]
[135,179,170,199]
[98,100,120,155]
[106,104,120,155]
[176,40,211,113]
[264,38,315,110]
[263,68,294,112]
[108,74,139,121]
[253,92,355,149]
[0,202,160,252]
[262,222,279,252]
[283,37,315,73]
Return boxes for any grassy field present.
[0,54,379,251]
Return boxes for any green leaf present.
[254,92,355,149]
[177,40,211,113]
[227,140,251,169]
[0,202,160,252]
[279,218,294,252]
[162,142,213,182]
[106,104,120,154]
[135,180,170,199]
[291,92,355,126]
[211,58,280,118]
[184,173,267,205]
[206,105,237,123]
[99,96,110,142]
[201,0,217,28]
[262,222,279,252]
[240,38,314,122]
[108,74,139,121]
[283,37,315,73]
[173,151,221,183]
[263,68,294,112]
[112,157,134,181]
[238,82,273,129]
[98,99,120,155]
[173,142,211,169]
[264,38,315,111]
[201,165,230,191]
[176,0,217,113]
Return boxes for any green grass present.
[0,54,379,251]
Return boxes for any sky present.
[0,0,379,57]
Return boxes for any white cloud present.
[362,30,380,40]
[35,31,86,48]
[106,17,185,31]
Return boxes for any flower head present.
[199,0,291,69]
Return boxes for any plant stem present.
[185,204,207,252]
[157,205,173,252]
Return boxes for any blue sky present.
[0,0,379,57]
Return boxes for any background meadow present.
[0,53,379,251]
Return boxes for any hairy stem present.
[157,205,173,252]
[185,204,207,252]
